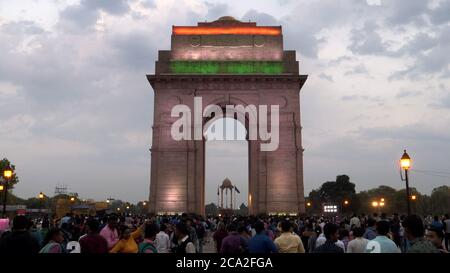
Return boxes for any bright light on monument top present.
[173,16,282,36]
[173,26,281,36]
[159,16,296,75]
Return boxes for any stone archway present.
[147,17,307,215]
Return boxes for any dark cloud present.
[429,0,450,25]
[382,0,428,25]
[349,21,387,55]
[341,95,359,101]
[358,124,450,143]
[84,0,130,15]
[204,2,230,21]
[431,94,450,109]
[396,90,422,98]
[1,20,44,34]
[241,9,279,25]
[318,73,333,82]
[59,0,130,30]
[109,31,158,71]
[344,64,369,76]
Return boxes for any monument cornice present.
[147,74,307,90]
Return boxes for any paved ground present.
[202,231,216,253]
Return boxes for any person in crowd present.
[391,214,401,247]
[0,215,40,254]
[315,225,345,251]
[196,218,206,253]
[138,223,159,253]
[248,221,278,253]
[155,223,170,253]
[339,229,350,252]
[300,223,313,251]
[274,220,305,253]
[39,228,65,253]
[426,227,448,253]
[350,214,361,229]
[29,220,44,248]
[366,220,400,253]
[186,218,199,252]
[79,218,108,254]
[430,215,443,230]
[100,214,119,250]
[220,223,246,253]
[174,222,196,253]
[403,215,439,253]
[60,222,72,245]
[213,222,228,253]
[347,227,369,253]
[307,226,322,253]
[110,224,143,253]
[363,218,377,240]
[444,214,450,251]
[238,225,250,253]
[59,213,72,228]
[313,223,344,253]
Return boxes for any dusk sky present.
[1,0,450,206]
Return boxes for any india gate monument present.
[147,16,307,216]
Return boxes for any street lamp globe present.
[0,185,3,191]
[3,166,13,179]
[39,192,44,199]
[143,202,147,206]
[70,197,75,202]
[372,201,378,207]
[411,195,417,200]
[344,200,349,205]
[306,202,311,207]
[400,150,411,170]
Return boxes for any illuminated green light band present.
[170,61,284,74]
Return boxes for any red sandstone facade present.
[147,17,307,215]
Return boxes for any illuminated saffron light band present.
[170,61,284,74]
[173,26,281,36]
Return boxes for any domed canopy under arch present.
[220,177,233,189]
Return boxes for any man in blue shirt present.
[248,221,278,253]
[366,220,400,253]
[363,218,377,240]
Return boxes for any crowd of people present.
[0,211,449,254]
[211,212,450,253]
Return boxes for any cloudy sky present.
[1,0,450,206]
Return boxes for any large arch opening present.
[204,117,249,215]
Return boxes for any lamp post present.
[2,166,13,218]
[39,192,45,217]
[70,196,76,213]
[400,150,412,215]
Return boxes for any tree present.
[0,158,19,189]
[205,203,218,215]
[430,186,450,215]
[309,175,357,214]
[238,203,248,216]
